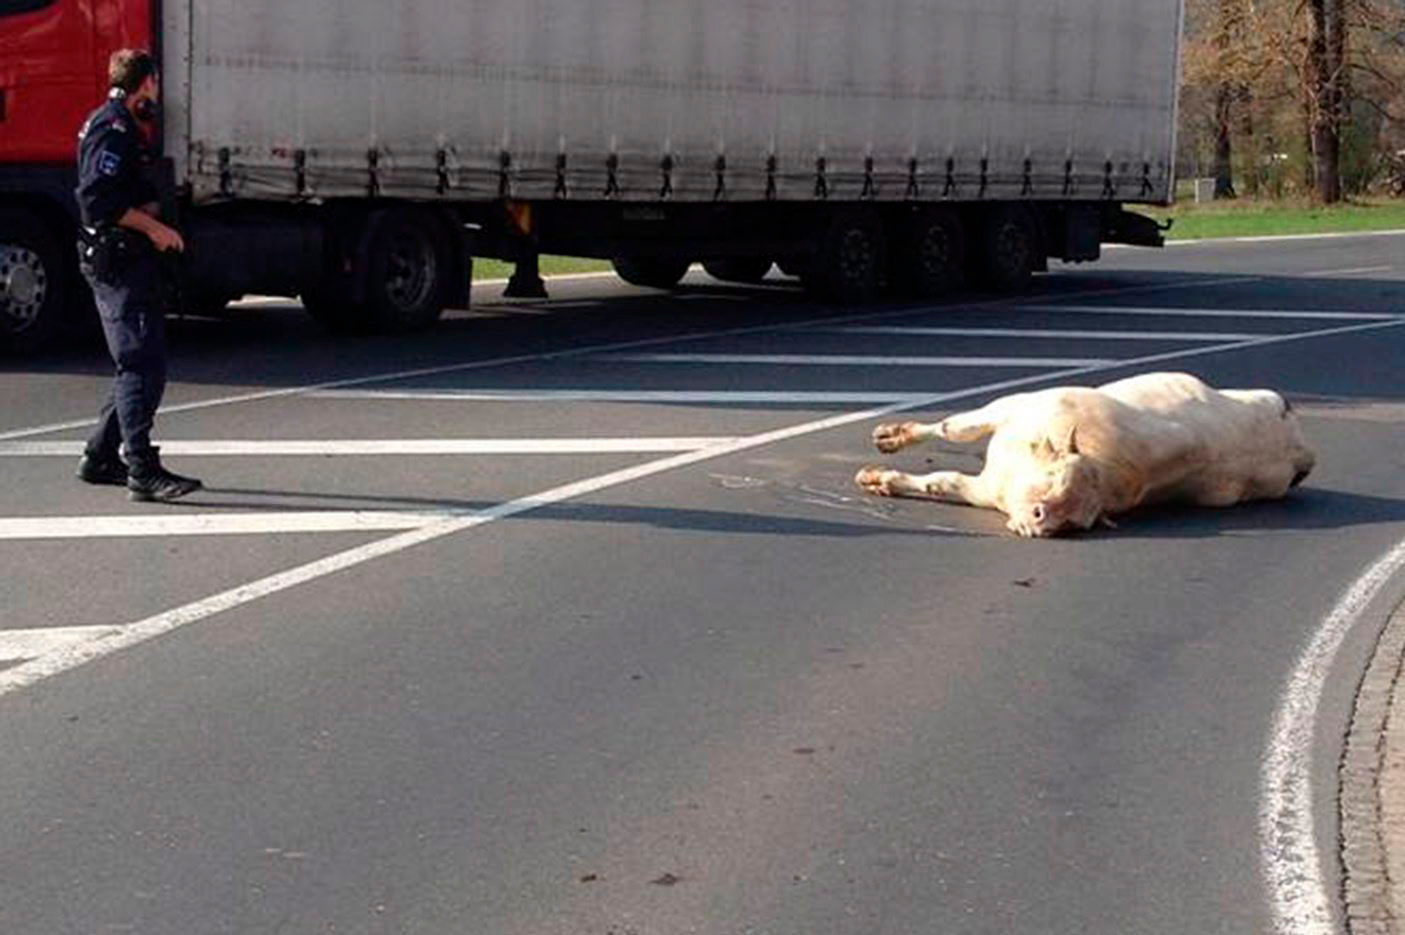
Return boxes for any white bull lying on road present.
[855,372,1316,538]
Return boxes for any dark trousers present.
[82,252,167,461]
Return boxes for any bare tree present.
[1305,0,1347,202]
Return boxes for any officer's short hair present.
[108,49,158,94]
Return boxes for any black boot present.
[125,447,203,503]
[76,452,128,486]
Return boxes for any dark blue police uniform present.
[75,93,168,468]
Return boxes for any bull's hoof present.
[855,465,899,497]
[872,421,919,454]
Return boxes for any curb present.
[1342,594,1405,933]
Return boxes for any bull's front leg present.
[871,420,942,454]
[931,403,1009,443]
[870,406,1006,454]
[855,466,997,508]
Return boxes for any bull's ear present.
[1065,426,1080,455]
[1031,436,1056,458]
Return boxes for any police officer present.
[75,49,201,502]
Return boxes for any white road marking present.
[815,326,1264,342]
[0,512,444,540]
[313,389,929,404]
[0,438,739,457]
[597,353,1116,367]
[1261,537,1405,935]
[2,314,1402,700]
[0,626,123,663]
[1019,305,1399,321]
[471,270,620,287]
[1300,266,1394,278]
[0,275,1261,443]
[1163,229,1405,246]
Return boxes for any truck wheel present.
[970,207,1039,292]
[611,256,691,290]
[895,207,966,298]
[702,258,773,284]
[0,207,67,354]
[357,209,452,331]
[809,208,886,303]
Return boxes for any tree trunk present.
[1211,0,1240,198]
[1306,0,1345,203]
[1213,83,1237,198]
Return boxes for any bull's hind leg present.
[855,466,997,508]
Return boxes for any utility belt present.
[77,225,150,285]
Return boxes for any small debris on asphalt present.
[650,872,681,886]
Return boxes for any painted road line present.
[1261,537,1405,935]
[815,326,1264,342]
[596,353,1116,367]
[0,275,1261,443]
[3,314,1403,700]
[1300,266,1394,278]
[1164,229,1405,247]
[0,512,445,541]
[1019,305,1400,321]
[471,270,621,287]
[0,626,125,663]
[313,389,930,404]
[0,438,740,457]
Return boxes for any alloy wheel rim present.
[0,243,47,334]
[384,229,437,312]
[839,228,876,285]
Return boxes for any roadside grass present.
[1139,197,1405,241]
[473,256,611,281]
[468,198,1405,280]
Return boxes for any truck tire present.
[970,206,1039,292]
[702,258,773,284]
[894,207,966,299]
[807,208,886,304]
[0,207,67,354]
[611,256,691,290]
[356,209,452,332]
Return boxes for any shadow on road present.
[10,269,1395,404]
[187,485,955,539]
[1083,487,1405,540]
[173,479,1402,542]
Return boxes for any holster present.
[78,227,144,286]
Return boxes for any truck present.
[1,0,1182,355]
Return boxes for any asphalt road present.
[1,233,1403,935]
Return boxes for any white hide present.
[856,372,1317,537]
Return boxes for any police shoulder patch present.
[97,150,123,177]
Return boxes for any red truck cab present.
[0,0,150,351]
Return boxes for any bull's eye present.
[1031,504,1046,521]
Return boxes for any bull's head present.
[1008,432,1110,537]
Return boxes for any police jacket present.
[75,93,158,231]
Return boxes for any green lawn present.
[1138,197,1405,241]
[468,199,1405,280]
[473,255,611,282]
